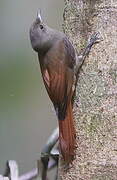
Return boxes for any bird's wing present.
[42,38,76,120]
[42,60,72,120]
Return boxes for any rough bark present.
[59,0,117,179]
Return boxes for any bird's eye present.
[40,24,44,29]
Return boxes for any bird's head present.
[30,10,57,54]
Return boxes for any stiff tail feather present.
[58,102,75,163]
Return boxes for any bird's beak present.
[36,10,42,23]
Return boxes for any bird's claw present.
[88,32,103,45]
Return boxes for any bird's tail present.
[58,101,75,163]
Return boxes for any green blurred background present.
[0,0,64,175]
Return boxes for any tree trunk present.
[59,0,117,179]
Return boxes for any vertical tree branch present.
[59,0,117,179]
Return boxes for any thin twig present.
[19,168,38,180]
[8,161,19,180]
[39,127,59,180]
[0,128,59,180]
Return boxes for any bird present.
[30,11,76,163]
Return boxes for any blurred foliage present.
[0,0,64,175]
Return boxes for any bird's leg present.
[75,32,102,74]
[72,32,102,104]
